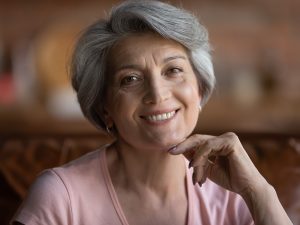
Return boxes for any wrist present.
[240,177,273,202]
[240,180,292,225]
[240,178,274,217]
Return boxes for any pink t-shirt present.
[12,146,254,225]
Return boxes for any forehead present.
[107,32,189,69]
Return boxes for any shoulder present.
[33,147,105,192]
[52,147,108,189]
[55,148,103,177]
[18,169,71,208]
[11,169,72,224]
[12,147,108,225]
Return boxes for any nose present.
[142,75,171,104]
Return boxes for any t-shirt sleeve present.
[11,169,72,225]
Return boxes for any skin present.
[104,32,200,225]
[105,33,201,152]
[103,33,292,225]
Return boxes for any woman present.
[12,1,292,225]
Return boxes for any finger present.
[184,147,196,161]
[192,159,212,186]
[206,157,232,190]
[189,153,208,168]
[199,159,215,186]
[168,134,213,155]
[192,165,205,185]
[189,143,216,167]
[193,134,235,159]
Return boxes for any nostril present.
[142,88,171,104]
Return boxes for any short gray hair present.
[71,0,215,131]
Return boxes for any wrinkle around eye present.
[118,73,144,89]
[163,67,185,80]
[168,67,183,75]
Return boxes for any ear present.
[198,105,202,112]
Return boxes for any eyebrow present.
[114,55,188,73]
[163,55,187,63]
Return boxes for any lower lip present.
[142,110,179,125]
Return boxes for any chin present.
[149,135,187,152]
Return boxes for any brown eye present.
[166,67,183,76]
[171,68,181,73]
[120,75,141,86]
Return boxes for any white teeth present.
[146,111,176,122]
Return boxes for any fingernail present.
[188,160,193,168]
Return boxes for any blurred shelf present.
[1,97,299,139]
[0,104,100,137]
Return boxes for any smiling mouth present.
[142,109,179,122]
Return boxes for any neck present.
[106,139,186,198]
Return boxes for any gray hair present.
[71,0,215,131]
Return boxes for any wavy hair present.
[71,0,215,130]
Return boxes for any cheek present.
[177,81,201,128]
[177,81,201,107]
[107,92,139,126]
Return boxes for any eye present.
[166,67,183,76]
[120,74,141,86]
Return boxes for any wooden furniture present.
[0,131,299,224]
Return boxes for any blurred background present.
[0,0,300,224]
[0,0,299,134]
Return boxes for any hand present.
[169,132,267,196]
[169,132,293,225]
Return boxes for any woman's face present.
[105,33,201,152]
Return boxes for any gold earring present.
[106,124,114,137]
[106,126,111,134]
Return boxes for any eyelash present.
[120,74,141,86]
[166,67,183,76]
[118,66,183,87]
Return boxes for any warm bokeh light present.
[0,0,299,134]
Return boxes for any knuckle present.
[224,132,243,150]
[191,134,206,145]
[224,132,239,140]
[224,131,236,137]
[220,132,242,150]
